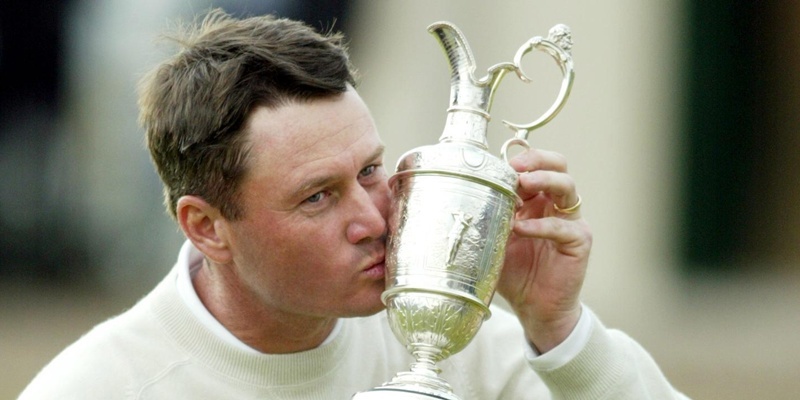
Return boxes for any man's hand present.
[496,148,592,353]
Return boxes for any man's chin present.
[342,295,386,318]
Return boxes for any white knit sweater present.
[19,264,687,399]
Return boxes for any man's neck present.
[192,260,338,354]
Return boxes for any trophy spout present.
[428,22,514,148]
[427,22,481,109]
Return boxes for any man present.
[20,10,688,399]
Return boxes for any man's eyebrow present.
[367,144,386,164]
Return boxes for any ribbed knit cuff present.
[527,312,627,399]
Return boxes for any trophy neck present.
[438,110,490,148]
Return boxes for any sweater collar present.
[149,242,351,386]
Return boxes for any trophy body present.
[378,144,519,399]
[353,21,574,400]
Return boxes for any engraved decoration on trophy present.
[352,21,575,400]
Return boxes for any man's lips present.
[363,258,386,280]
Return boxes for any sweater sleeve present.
[527,310,691,400]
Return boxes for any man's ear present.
[176,195,233,264]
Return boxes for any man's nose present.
[345,185,388,245]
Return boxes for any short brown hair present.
[139,9,357,220]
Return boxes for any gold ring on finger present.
[553,195,582,214]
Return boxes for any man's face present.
[223,89,390,319]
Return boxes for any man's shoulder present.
[19,326,132,399]
[18,287,180,399]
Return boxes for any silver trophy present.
[353,21,574,400]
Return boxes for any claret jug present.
[353,20,574,400]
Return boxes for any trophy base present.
[352,387,460,400]
[353,372,461,400]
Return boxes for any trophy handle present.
[500,24,575,163]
